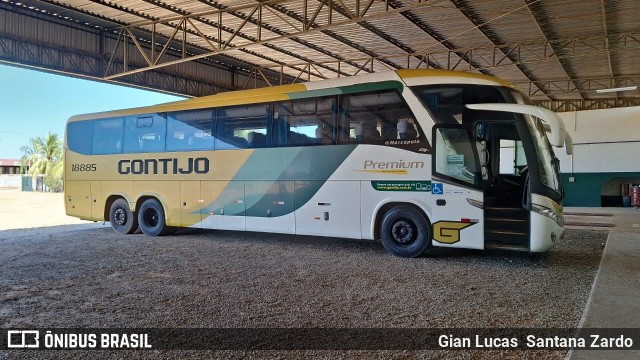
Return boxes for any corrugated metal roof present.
[7,0,640,106]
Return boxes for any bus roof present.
[67,69,514,122]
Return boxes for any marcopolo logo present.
[118,157,209,175]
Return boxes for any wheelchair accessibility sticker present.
[431,183,443,195]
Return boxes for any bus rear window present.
[66,121,93,155]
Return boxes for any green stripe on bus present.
[339,80,404,95]
[243,145,357,217]
[199,145,357,217]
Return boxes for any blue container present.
[623,196,631,208]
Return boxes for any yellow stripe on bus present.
[396,69,514,88]
[67,84,308,122]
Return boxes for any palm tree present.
[20,132,63,191]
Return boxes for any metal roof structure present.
[1,0,639,111]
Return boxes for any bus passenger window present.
[340,90,419,145]
[397,119,418,140]
[123,115,166,153]
[247,132,266,147]
[218,124,249,148]
[273,97,336,147]
[353,123,381,143]
[216,104,268,149]
[167,110,213,151]
[92,118,124,155]
[315,125,332,145]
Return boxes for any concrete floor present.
[567,207,640,359]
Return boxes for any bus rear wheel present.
[109,198,138,234]
[380,205,431,258]
[137,198,171,236]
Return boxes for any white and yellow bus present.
[65,69,571,257]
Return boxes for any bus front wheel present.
[137,198,171,236]
[109,198,138,234]
[380,206,431,258]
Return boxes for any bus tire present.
[380,205,431,258]
[109,198,138,234]
[137,198,170,236]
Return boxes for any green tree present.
[20,132,64,192]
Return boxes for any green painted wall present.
[561,172,640,207]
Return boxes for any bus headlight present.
[532,204,564,227]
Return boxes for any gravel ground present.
[0,222,606,359]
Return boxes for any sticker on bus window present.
[446,154,465,177]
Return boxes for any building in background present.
[555,106,640,207]
[0,158,24,174]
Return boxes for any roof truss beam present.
[449,0,550,100]
[84,0,307,82]
[260,0,402,74]
[385,0,486,72]
[193,0,358,78]
[514,76,640,97]
[244,32,640,78]
[133,0,343,79]
[524,0,584,100]
[103,0,442,79]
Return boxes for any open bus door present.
[465,103,569,251]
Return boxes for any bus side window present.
[397,119,418,140]
[92,118,124,155]
[216,104,268,149]
[340,90,419,144]
[272,97,336,147]
[123,115,166,153]
[353,122,381,143]
[166,110,213,151]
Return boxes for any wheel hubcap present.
[144,208,159,227]
[391,220,416,244]
[114,208,126,226]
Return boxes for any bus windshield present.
[511,91,562,196]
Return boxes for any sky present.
[0,64,185,159]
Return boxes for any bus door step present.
[485,229,529,247]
